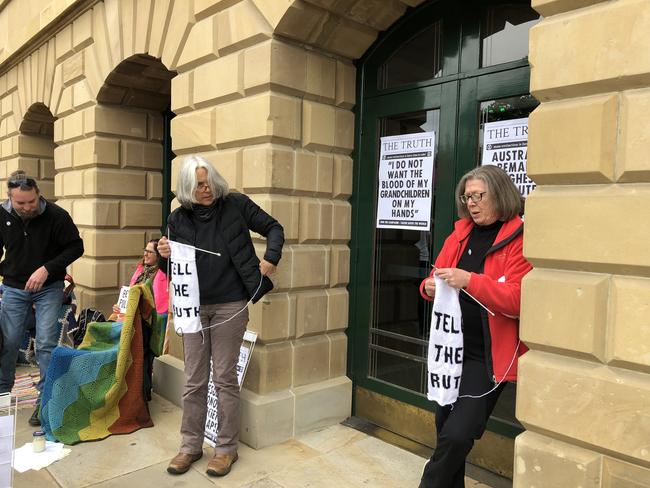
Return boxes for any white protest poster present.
[481,117,535,197]
[117,286,130,313]
[168,240,202,335]
[376,131,435,231]
[427,276,463,406]
[204,331,257,447]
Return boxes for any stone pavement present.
[11,393,500,488]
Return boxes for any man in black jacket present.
[0,171,84,426]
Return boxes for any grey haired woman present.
[158,155,284,477]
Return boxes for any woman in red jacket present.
[418,165,532,488]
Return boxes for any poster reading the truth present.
[481,117,535,197]
[376,131,435,231]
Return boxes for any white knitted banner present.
[427,276,464,406]
[168,240,202,335]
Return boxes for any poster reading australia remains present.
[376,131,435,231]
[481,117,535,197]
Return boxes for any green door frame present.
[348,0,534,439]
[161,107,175,234]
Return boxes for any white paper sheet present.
[12,441,70,473]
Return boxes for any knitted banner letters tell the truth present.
[427,276,464,406]
[168,240,202,335]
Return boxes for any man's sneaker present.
[28,407,41,426]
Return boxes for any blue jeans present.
[0,281,63,396]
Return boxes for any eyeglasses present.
[143,249,156,255]
[8,177,37,190]
[196,182,211,192]
[459,192,487,204]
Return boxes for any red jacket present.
[419,217,532,382]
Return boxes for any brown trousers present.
[179,300,248,455]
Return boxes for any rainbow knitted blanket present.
[40,283,166,444]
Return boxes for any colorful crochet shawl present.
[40,283,165,444]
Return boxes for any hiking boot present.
[206,452,238,477]
[167,452,203,475]
[28,407,41,427]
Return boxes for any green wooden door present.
[349,0,540,441]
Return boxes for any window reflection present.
[481,4,540,67]
[379,21,443,90]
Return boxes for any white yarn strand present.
[456,340,521,401]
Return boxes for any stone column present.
[167,0,356,447]
[516,0,650,486]
[54,104,164,313]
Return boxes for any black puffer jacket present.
[162,193,284,303]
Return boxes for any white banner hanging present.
[168,240,202,335]
[427,276,464,406]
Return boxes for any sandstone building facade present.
[0,0,649,486]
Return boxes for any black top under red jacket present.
[0,198,84,289]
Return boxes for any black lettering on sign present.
[433,312,461,334]
[172,305,201,318]
[430,373,463,390]
[172,283,190,297]
[172,262,193,276]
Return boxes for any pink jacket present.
[419,217,532,382]
[130,265,168,315]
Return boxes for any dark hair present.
[148,238,160,254]
[455,165,524,221]
[141,238,161,265]
[7,170,39,193]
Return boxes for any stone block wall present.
[54,104,164,312]
[166,0,424,446]
[516,0,650,486]
[170,16,358,442]
[0,0,426,452]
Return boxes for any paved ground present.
[10,388,502,487]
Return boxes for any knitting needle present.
[431,265,495,316]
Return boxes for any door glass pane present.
[368,110,439,394]
[477,93,538,427]
[481,4,540,67]
[379,21,443,90]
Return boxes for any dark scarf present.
[191,200,220,222]
[133,264,159,285]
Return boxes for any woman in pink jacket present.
[418,165,532,488]
[113,239,168,318]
